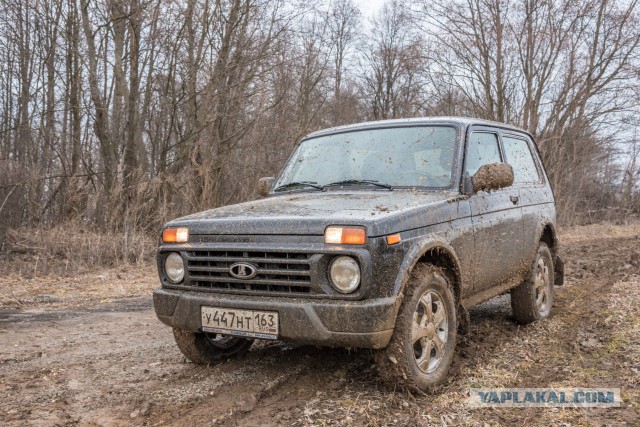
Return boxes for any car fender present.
[392,235,463,299]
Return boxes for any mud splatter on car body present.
[153,117,562,387]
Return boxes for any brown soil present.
[0,265,156,309]
[1,223,639,426]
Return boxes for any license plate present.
[201,306,279,340]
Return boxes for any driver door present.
[465,129,524,292]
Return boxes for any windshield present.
[276,126,458,190]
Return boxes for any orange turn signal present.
[162,227,189,243]
[325,227,366,245]
[386,233,402,245]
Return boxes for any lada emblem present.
[229,262,258,280]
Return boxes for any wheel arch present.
[540,223,559,256]
[540,222,564,285]
[393,237,463,304]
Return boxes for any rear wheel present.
[173,328,253,364]
[375,264,457,391]
[511,242,554,324]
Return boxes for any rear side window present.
[465,132,502,175]
[502,136,540,184]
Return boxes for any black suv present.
[154,117,564,390]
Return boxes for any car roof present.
[304,116,532,140]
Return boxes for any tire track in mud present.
[0,234,639,426]
[448,235,640,426]
[0,305,367,426]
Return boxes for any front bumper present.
[154,288,399,349]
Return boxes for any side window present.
[502,136,540,184]
[465,132,502,176]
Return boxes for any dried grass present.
[1,220,156,277]
[559,219,640,244]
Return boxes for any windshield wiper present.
[273,181,324,192]
[323,179,394,190]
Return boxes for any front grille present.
[185,250,312,294]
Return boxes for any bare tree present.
[419,0,640,222]
[0,0,639,262]
[328,0,360,99]
[360,0,426,120]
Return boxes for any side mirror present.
[257,177,275,197]
[472,163,514,193]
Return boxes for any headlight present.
[162,227,189,243]
[164,252,184,283]
[329,256,360,293]
[325,226,366,244]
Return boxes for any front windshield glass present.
[276,125,458,190]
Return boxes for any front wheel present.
[511,242,555,324]
[173,328,253,364]
[375,264,457,391]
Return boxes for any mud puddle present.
[1,231,638,426]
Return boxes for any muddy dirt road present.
[1,223,639,426]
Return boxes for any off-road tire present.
[375,264,457,391]
[511,242,555,324]
[173,328,253,364]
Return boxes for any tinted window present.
[276,126,457,189]
[502,136,540,184]
[465,132,502,175]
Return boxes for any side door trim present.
[465,125,525,291]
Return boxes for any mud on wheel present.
[173,328,253,364]
[375,264,457,391]
[511,242,555,324]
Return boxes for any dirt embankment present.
[0,223,639,426]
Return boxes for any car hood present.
[168,190,462,237]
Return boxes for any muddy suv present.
[154,117,564,390]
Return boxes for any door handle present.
[510,195,519,205]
